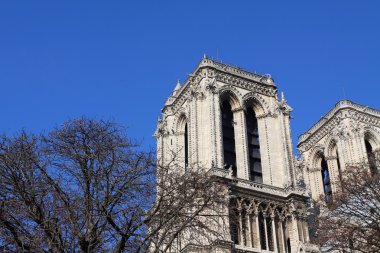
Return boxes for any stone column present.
[254,210,261,249]
[278,219,286,253]
[290,214,300,252]
[264,215,269,250]
[303,217,310,243]
[326,156,337,195]
[271,215,278,252]
[238,208,243,245]
[189,94,197,165]
[245,212,252,247]
[213,90,223,168]
[232,108,249,179]
[297,218,304,242]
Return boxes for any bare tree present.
[0,117,228,253]
[310,164,380,253]
[147,162,229,253]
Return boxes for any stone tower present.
[298,100,380,202]
[155,57,318,252]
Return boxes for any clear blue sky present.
[1,1,380,152]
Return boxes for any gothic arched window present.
[321,157,332,202]
[222,100,237,177]
[365,139,377,175]
[246,107,262,183]
[177,115,189,171]
[184,123,189,170]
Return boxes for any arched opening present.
[321,157,332,202]
[184,123,189,170]
[245,106,262,183]
[258,211,267,250]
[222,100,237,177]
[176,115,189,170]
[229,201,239,245]
[365,139,377,175]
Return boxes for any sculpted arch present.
[175,112,188,133]
[242,92,269,115]
[364,127,380,150]
[219,86,243,110]
[307,146,324,169]
[172,107,189,134]
[325,136,339,157]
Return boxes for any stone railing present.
[234,244,262,252]
[210,167,308,198]
[199,57,275,86]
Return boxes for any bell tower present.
[155,57,318,252]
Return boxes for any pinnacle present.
[174,80,181,91]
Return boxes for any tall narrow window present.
[229,208,239,244]
[365,139,377,175]
[258,212,267,250]
[184,123,189,169]
[266,216,274,251]
[321,157,332,202]
[222,101,237,176]
[246,107,262,183]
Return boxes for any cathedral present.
[155,57,380,253]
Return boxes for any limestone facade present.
[155,57,320,253]
[297,100,380,202]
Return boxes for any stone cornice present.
[298,100,380,152]
[199,58,276,86]
[162,57,277,115]
[210,167,308,199]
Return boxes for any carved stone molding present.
[298,101,380,151]
[163,58,278,115]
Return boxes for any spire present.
[203,53,207,59]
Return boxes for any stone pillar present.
[290,214,300,252]
[271,215,278,252]
[326,157,337,196]
[254,211,261,249]
[232,108,249,179]
[245,213,252,247]
[297,218,304,242]
[238,208,243,245]
[264,215,269,250]
[278,219,286,253]
[189,95,197,165]
[214,91,224,168]
[303,217,310,243]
